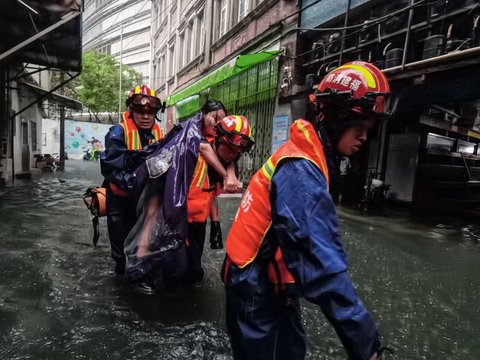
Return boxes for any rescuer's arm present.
[270,159,381,360]
[199,142,239,192]
[200,142,227,177]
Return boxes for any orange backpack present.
[82,187,107,247]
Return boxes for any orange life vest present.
[226,119,329,285]
[187,154,215,223]
[120,112,163,150]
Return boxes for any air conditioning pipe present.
[383,45,480,75]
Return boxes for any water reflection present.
[0,161,479,359]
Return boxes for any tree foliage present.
[52,51,143,114]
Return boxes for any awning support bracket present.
[11,72,80,119]
[0,11,81,63]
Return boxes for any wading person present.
[100,84,164,274]
[197,100,240,251]
[186,115,254,282]
[124,102,247,294]
[222,61,397,360]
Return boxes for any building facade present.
[0,1,82,186]
[151,0,299,179]
[83,0,152,83]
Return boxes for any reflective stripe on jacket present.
[226,119,329,284]
[120,112,163,150]
[187,154,215,223]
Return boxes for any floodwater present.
[0,160,479,359]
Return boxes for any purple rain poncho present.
[123,113,203,283]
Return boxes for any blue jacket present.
[270,158,380,359]
[226,157,380,359]
[100,123,157,192]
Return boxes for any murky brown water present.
[0,160,479,359]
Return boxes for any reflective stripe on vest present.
[120,112,164,150]
[187,155,214,223]
[226,119,329,284]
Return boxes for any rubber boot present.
[209,221,223,249]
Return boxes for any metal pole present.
[339,0,352,65]
[59,106,65,168]
[59,72,65,168]
[402,0,416,69]
[118,12,124,123]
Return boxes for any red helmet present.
[216,115,254,152]
[126,84,162,111]
[316,61,397,117]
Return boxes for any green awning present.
[167,50,281,106]
[175,94,200,119]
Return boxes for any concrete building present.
[151,0,298,179]
[83,0,152,83]
[0,1,82,186]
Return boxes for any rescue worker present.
[100,84,164,274]
[187,115,254,282]
[198,100,237,250]
[126,102,246,294]
[222,61,397,360]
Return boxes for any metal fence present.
[209,58,279,181]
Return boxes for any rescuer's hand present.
[223,163,239,193]
[223,173,239,192]
[124,151,146,171]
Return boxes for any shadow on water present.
[1,160,479,359]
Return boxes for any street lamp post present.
[118,26,123,122]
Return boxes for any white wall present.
[41,118,61,155]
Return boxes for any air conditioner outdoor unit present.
[359,18,378,43]
[326,32,341,54]
[381,1,409,36]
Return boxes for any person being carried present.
[100,84,164,274]
[222,61,397,360]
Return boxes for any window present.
[30,122,37,151]
[193,12,204,57]
[219,0,228,37]
[160,0,165,23]
[185,22,192,64]
[168,46,175,78]
[178,33,185,68]
[159,54,166,85]
[239,0,249,21]
[153,63,157,86]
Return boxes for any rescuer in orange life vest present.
[100,84,164,274]
[222,61,398,360]
[186,114,254,283]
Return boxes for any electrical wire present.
[256,0,455,59]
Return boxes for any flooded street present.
[1,160,479,359]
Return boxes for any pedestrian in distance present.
[222,61,398,360]
[100,84,164,274]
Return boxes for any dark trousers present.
[186,221,207,281]
[225,262,307,360]
[106,187,136,273]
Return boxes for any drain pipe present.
[401,0,416,69]
[338,0,352,65]
[384,45,480,78]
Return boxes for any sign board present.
[271,115,289,154]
